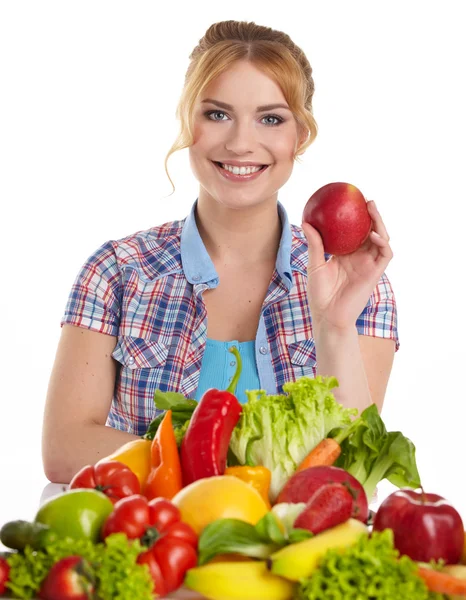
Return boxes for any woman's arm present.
[303,200,397,412]
[42,325,140,483]
[314,324,395,412]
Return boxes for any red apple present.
[276,465,369,523]
[302,182,372,255]
[373,488,464,564]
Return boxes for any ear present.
[298,126,311,148]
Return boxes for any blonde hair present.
[165,20,318,191]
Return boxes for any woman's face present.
[189,60,303,211]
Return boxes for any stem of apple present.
[420,485,426,504]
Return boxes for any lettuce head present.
[228,376,357,501]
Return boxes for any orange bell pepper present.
[144,410,183,500]
[224,465,272,509]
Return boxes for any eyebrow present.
[201,98,291,112]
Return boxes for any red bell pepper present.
[181,346,243,485]
[101,494,197,596]
[69,460,140,504]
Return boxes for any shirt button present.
[230,361,236,366]
[192,274,201,282]
[128,356,135,364]
[259,346,268,355]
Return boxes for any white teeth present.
[220,163,263,175]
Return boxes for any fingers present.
[367,200,389,241]
[366,201,393,265]
[301,221,327,273]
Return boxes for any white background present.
[1,1,465,522]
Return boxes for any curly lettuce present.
[6,533,153,600]
[297,529,430,599]
[228,376,357,500]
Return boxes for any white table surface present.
[1,472,465,599]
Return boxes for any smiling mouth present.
[213,161,269,177]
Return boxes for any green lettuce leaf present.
[334,404,421,499]
[229,376,357,501]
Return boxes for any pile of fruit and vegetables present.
[2,349,466,599]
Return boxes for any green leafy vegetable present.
[296,529,430,599]
[229,376,357,500]
[143,389,197,442]
[333,404,421,499]
[6,534,153,600]
[197,512,312,566]
[95,533,153,599]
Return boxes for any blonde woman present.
[42,20,398,483]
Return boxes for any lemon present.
[172,475,269,534]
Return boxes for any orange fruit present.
[171,475,269,535]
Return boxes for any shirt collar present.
[180,200,293,289]
[180,200,219,285]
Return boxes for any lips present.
[212,161,269,182]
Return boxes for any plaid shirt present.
[62,201,399,436]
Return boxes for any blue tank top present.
[194,339,261,404]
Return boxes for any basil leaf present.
[254,512,286,545]
[143,392,198,440]
[153,389,197,410]
[197,519,282,566]
[287,528,314,544]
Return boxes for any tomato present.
[101,495,198,595]
[102,495,179,540]
[69,460,140,504]
[0,556,10,595]
[140,536,197,593]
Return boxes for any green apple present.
[35,488,113,543]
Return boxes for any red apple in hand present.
[373,488,464,564]
[302,182,372,255]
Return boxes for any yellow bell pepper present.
[96,438,152,490]
[224,465,272,509]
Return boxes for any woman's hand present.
[302,200,393,331]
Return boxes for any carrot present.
[417,566,466,597]
[144,410,183,501]
[296,438,341,472]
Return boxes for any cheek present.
[270,130,300,161]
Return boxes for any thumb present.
[302,221,326,271]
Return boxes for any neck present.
[195,195,282,265]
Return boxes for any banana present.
[268,517,368,581]
[184,560,295,600]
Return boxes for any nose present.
[224,119,257,155]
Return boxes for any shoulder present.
[95,218,186,280]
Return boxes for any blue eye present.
[206,110,229,121]
[261,115,283,126]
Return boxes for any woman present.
[42,20,398,483]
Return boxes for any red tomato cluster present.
[68,460,198,596]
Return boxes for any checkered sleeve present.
[356,272,400,351]
[61,241,121,336]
